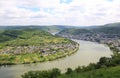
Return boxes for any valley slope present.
[57,23,120,54]
[0,29,79,65]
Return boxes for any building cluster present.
[0,43,79,56]
[59,32,120,52]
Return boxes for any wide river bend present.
[0,40,112,78]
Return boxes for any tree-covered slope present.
[0,25,78,33]
[58,65,120,78]
[22,53,120,78]
[57,23,120,42]
[58,23,120,35]
[21,64,120,78]
[57,22,120,55]
[0,29,79,65]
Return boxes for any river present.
[0,40,112,78]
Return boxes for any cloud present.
[60,0,73,4]
[0,0,120,26]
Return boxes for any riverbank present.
[0,40,112,78]
[21,40,120,78]
[0,43,79,66]
[22,64,120,78]
[56,26,120,54]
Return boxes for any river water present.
[0,40,112,78]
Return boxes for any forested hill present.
[57,23,120,41]
[0,25,80,33]
[57,22,120,55]
[0,26,64,33]
[0,29,79,65]
[58,23,120,35]
[0,29,52,43]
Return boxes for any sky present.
[0,0,120,26]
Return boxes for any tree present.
[50,68,61,78]
[98,57,108,65]
[66,68,73,74]
[21,68,61,78]
[87,63,96,70]
[75,66,82,73]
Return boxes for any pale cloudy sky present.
[0,0,120,26]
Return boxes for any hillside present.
[58,23,120,36]
[57,25,120,41]
[22,63,120,78]
[0,26,63,33]
[0,25,80,33]
[58,65,120,78]
[57,23,120,52]
[0,29,79,65]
